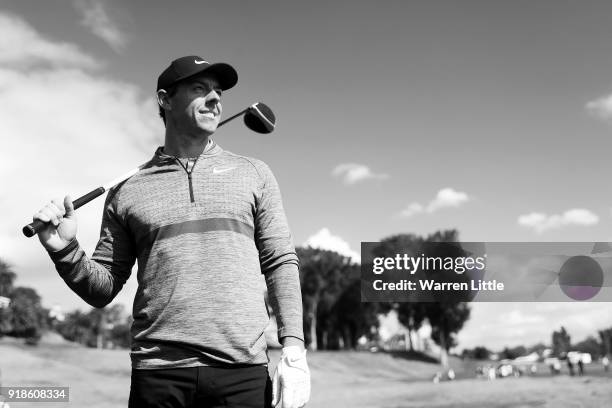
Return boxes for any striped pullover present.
[49,141,303,369]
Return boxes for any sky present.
[1,0,612,351]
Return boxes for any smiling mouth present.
[198,111,217,119]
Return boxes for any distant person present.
[476,365,484,379]
[603,355,610,372]
[31,56,310,408]
[447,368,456,381]
[567,359,575,376]
[553,359,561,375]
[487,365,496,380]
[577,359,584,376]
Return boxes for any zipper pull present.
[187,158,195,202]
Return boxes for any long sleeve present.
[254,162,299,273]
[254,162,303,341]
[265,263,304,341]
[47,188,136,308]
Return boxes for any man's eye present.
[215,88,223,96]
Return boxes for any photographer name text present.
[372,279,504,291]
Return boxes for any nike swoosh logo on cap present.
[194,59,209,65]
[212,167,236,174]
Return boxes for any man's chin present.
[197,123,219,135]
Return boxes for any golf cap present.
[157,56,238,92]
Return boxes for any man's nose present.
[204,90,221,111]
[205,90,221,104]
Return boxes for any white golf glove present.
[272,346,311,408]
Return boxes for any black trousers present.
[128,365,272,408]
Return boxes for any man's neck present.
[163,128,213,158]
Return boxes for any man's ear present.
[157,89,171,111]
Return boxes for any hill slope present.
[1,335,610,408]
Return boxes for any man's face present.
[167,74,223,135]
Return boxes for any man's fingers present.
[294,384,308,408]
[298,391,308,408]
[33,210,51,224]
[33,200,68,227]
[295,388,305,408]
[303,379,311,405]
[64,195,75,217]
[46,201,64,224]
[271,369,280,407]
[281,385,295,408]
[50,199,67,217]
[39,206,60,226]
[271,385,279,407]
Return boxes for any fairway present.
[1,335,610,407]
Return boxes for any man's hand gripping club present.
[32,196,77,252]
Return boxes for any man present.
[32,56,310,408]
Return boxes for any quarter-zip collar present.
[150,139,223,203]
[153,139,223,163]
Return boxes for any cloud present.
[427,188,470,212]
[518,208,599,233]
[399,188,470,218]
[0,12,98,69]
[0,11,162,311]
[332,163,389,185]
[586,93,612,120]
[399,203,424,218]
[73,0,128,52]
[499,310,545,326]
[303,228,360,263]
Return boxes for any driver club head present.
[244,102,276,134]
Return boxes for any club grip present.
[22,219,46,238]
[72,187,105,210]
[21,187,106,238]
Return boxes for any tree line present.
[461,325,612,361]
[0,259,131,348]
[299,229,471,368]
[553,325,612,360]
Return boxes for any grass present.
[1,334,611,407]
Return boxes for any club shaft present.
[218,108,248,127]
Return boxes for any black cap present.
[157,56,238,91]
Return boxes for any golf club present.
[220,102,276,133]
[22,102,276,238]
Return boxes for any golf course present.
[1,334,610,408]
